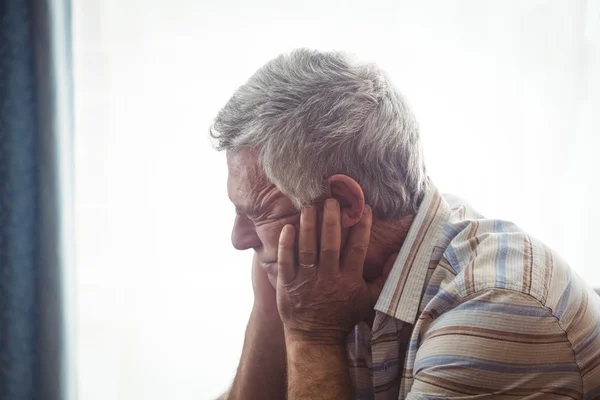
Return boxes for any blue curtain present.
[0,0,75,399]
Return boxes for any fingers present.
[342,205,373,276]
[297,205,318,280]
[278,224,296,285]
[280,200,367,284]
[319,199,342,274]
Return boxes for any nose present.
[231,215,261,250]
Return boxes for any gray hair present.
[210,49,427,220]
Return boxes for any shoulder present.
[438,217,600,329]
[411,287,586,398]
[417,216,600,396]
[440,217,557,301]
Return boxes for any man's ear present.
[327,174,365,229]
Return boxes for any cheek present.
[256,223,286,250]
[256,217,301,249]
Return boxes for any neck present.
[363,214,414,281]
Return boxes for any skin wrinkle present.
[210,49,426,220]
[228,148,414,293]
[213,50,432,399]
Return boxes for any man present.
[210,49,600,399]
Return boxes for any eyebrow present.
[233,202,260,218]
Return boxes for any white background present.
[73,1,600,399]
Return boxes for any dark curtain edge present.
[31,0,76,399]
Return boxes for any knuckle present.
[279,234,293,247]
[323,217,338,227]
[349,243,368,256]
[320,247,341,258]
[299,250,317,261]
[301,216,316,229]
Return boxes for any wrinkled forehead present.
[226,149,271,203]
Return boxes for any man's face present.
[227,149,301,288]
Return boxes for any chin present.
[267,273,278,289]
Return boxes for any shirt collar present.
[374,180,451,324]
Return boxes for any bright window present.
[73,1,600,399]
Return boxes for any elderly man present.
[210,49,600,399]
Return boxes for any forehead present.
[226,149,276,210]
[227,149,265,191]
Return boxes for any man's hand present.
[251,252,280,316]
[276,199,393,399]
[276,198,374,345]
[223,253,286,400]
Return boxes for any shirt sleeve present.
[406,288,583,399]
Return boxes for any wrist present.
[285,332,350,400]
[284,326,347,347]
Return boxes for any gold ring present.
[300,263,315,269]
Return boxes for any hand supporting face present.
[276,198,375,345]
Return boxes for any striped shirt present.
[346,181,600,399]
